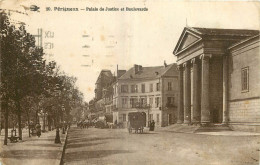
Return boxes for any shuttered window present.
[241,67,249,92]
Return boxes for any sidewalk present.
[196,131,260,136]
[0,129,67,165]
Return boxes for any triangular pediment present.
[173,27,202,55]
[179,33,200,50]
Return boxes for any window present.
[168,82,172,91]
[150,84,153,92]
[131,85,135,93]
[155,97,160,107]
[131,85,138,93]
[167,97,174,107]
[141,84,145,93]
[140,97,147,107]
[156,83,160,91]
[121,85,128,93]
[135,85,138,93]
[241,67,249,92]
[149,97,153,106]
[149,114,153,121]
[123,114,126,122]
[122,98,128,108]
[130,98,138,108]
[130,98,134,108]
[157,114,160,123]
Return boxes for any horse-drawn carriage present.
[128,112,146,133]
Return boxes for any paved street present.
[63,127,260,165]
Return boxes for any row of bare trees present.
[0,12,85,145]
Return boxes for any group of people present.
[29,121,42,137]
[28,121,71,137]
[77,120,90,129]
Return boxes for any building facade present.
[228,35,260,132]
[95,70,114,100]
[173,27,260,132]
[112,63,178,127]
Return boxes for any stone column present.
[191,58,200,123]
[222,55,229,124]
[177,65,184,124]
[183,62,191,124]
[200,54,211,124]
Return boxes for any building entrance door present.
[168,114,172,125]
[212,107,222,123]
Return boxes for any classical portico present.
[174,27,258,125]
[177,54,213,125]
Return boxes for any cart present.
[128,112,146,134]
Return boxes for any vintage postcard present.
[0,0,260,165]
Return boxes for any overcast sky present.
[2,0,260,102]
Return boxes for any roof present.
[173,27,260,55]
[190,27,259,36]
[228,34,260,50]
[101,70,113,77]
[119,63,177,80]
[95,70,113,84]
[117,70,126,78]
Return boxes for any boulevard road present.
[62,127,260,165]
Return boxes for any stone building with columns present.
[173,27,260,132]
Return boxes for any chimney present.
[164,60,167,67]
[134,64,138,74]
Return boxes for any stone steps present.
[159,124,233,133]
[159,124,200,133]
[194,125,232,133]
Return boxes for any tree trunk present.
[17,101,22,140]
[54,110,57,128]
[43,110,45,132]
[48,115,51,131]
[26,111,30,137]
[3,99,8,145]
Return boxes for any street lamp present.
[44,112,48,132]
[54,107,61,144]
[37,110,44,132]
[54,84,61,144]
[62,105,65,134]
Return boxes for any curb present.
[59,129,69,165]
[157,129,260,137]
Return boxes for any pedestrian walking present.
[86,120,89,129]
[114,120,117,128]
[149,120,155,131]
[35,123,41,137]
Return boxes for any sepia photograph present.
[0,0,260,165]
